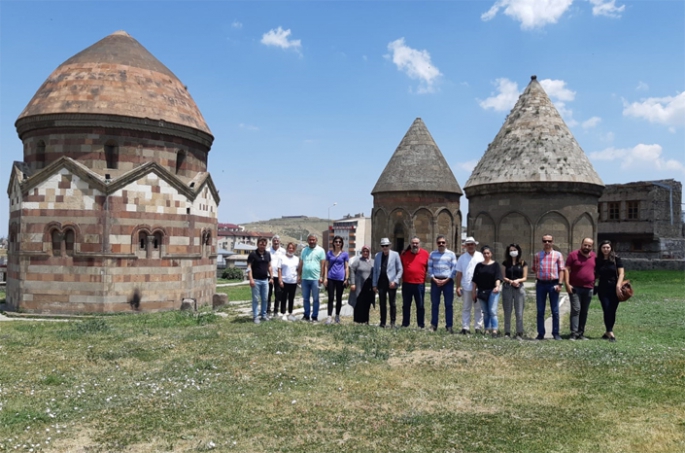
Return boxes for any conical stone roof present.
[17,31,211,135]
[464,76,603,191]
[372,118,462,195]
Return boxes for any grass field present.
[0,271,683,452]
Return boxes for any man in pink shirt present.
[564,238,596,340]
[532,234,565,340]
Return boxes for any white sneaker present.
[325,316,333,325]
[282,313,288,321]
[254,317,261,324]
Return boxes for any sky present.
[1,0,683,234]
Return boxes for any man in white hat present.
[372,238,403,328]
[455,236,484,334]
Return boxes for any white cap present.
[380,238,391,246]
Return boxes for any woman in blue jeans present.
[472,246,503,337]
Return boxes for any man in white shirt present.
[267,235,286,316]
[455,236,484,334]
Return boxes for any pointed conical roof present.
[17,31,211,135]
[372,118,462,195]
[464,76,603,190]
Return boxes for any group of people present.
[246,232,626,341]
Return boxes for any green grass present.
[0,271,683,452]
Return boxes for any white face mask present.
[509,251,519,257]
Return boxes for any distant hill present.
[241,217,332,246]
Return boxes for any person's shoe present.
[431,325,437,332]
[254,317,261,324]
[390,322,396,329]
[325,316,333,325]
[311,317,318,323]
[460,329,469,335]
[335,315,340,324]
[446,327,454,334]
[475,329,482,335]
[609,335,616,342]
[266,310,272,317]
[602,333,610,340]
[282,313,288,321]
[491,332,499,338]
[569,334,577,341]
[378,323,386,328]
[553,334,562,341]
[504,332,511,339]
[579,335,590,341]
[535,335,545,340]
[288,314,298,322]
[301,315,310,322]
[516,333,524,341]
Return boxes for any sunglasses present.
[334,241,342,244]
[437,241,446,245]
[543,240,553,244]
[381,245,390,248]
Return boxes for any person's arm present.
[278,266,284,288]
[450,252,458,281]
[520,263,528,286]
[493,263,503,294]
[319,254,326,284]
[556,253,565,293]
[471,265,479,301]
[564,256,573,294]
[344,259,350,287]
[296,256,303,284]
[323,254,329,286]
[616,259,625,297]
[247,254,255,288]
[394,253,403,285]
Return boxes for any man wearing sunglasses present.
[428,235,458,333]
[532,235,566,340]
[372,238,403,328]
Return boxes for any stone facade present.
[598,179,684,260]
[464,76,604,265]
[372,118,462,253]
[6,31,219,313]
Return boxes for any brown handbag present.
[616,266,633,302]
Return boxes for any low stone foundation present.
[622,258,685,271]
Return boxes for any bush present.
[221,267,245,280]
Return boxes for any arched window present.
[105,141,118,169]
[202,230,212,257]
[36,140,46,169]
[64,229,75,256]
[138,231,148,251]
[51,230,62,257]
[175,150,186,175]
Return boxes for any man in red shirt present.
[564,238,596,340]
[400,236,430,328]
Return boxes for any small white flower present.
[291,400,296,404]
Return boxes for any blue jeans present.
[251,279,268,318]
[479,291,500,330]
[536,281,560,337]
[401,283,425,328]
[430,279,454,328]
[301,279,320,319]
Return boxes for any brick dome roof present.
[464,76,603,192]
[16,31,211,135]
[372,118,462,195]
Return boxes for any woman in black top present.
[595,240,624,342]
[501,243,528,339]
[472,246,503,337]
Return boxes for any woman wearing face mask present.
[472,245,503,337]
[501,243,528,340]
[278,242,300,321]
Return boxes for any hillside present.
[241,217,331,246]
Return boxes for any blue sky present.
[1,1,683,233]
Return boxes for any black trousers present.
[327,279,345,316]
[268,278,283,313]
[378,283,397,326]
[279,282,297,314]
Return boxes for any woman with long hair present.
[278,242,300,321]
[595,240,624,342]
[472,245,503,337]
[501,243,528,340]
[349,245,375,324]
[323,235,349,324]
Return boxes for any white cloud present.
[589,0,625,18]
[589,143,685,173]
[582,116,601,129]
[635,81,649,91]
[481,0,573,29]
[600,131,615,142]
[457,160,479,172]
[478,78,521,112]
[386,38,442,94]
[623,92,685,128]
[478,77,578,125]
[238,123,259,131]
[231,20,243,29]
[261,27,302,52]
